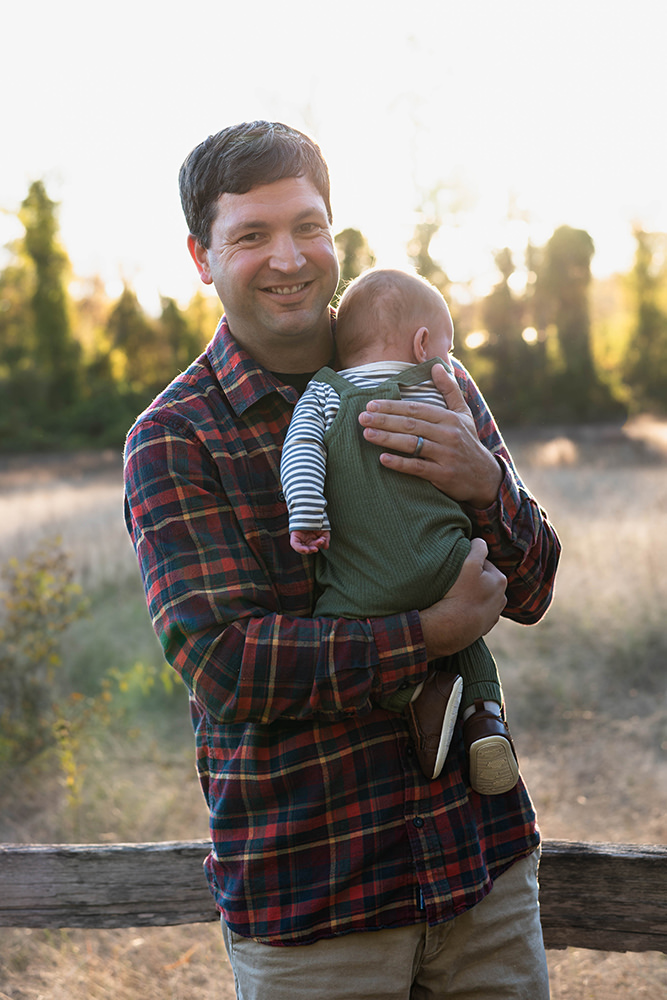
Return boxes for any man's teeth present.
[268,283,306,295]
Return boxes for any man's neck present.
[229,321,334,374]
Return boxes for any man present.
[124,121,560,999]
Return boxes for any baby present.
[280,268,518,795]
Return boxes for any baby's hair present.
[335,268,446,363]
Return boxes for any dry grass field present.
[1,419,666,998]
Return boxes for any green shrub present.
[0,540,89,763]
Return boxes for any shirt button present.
[413,816,424,828]
[277,492,286,502]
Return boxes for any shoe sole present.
[431,675,464,779]
[469,735,519,795]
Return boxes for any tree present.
[157,296,206,376]
[105,285,163,393]
[0,242,35,444]
[19,181,81,414]
[623,227,667,414]
[334,228,375,301]
[407,219,449,296]
[184,289,222,348]
[477,248,541,422]
[536,225,623,420]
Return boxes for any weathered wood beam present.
[538,840,667,953]
[1,839,666,953]
[0,840,216,929]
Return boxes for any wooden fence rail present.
[1,839,666,954]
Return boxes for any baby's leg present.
[453,637,519,795]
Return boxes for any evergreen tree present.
[0,243,35,444]
[105,285,163,393]
[407,219,449,296]
[73,275,112,359]
[334,228,375,302]
[478,248,538,422]
[623,227,667,414]
[536,225,622,420]
[184,288,222,347]
[158,296,206,376]
[19,181,81,414]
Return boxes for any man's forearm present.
[419,538,508,659]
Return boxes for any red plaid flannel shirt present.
[123,317,560,945]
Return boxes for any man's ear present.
[412,326,430,362]
[187,234,213,285]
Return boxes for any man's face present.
[189,176,340,367]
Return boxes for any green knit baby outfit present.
[311,359,502,710]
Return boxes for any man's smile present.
[263,281,311,298]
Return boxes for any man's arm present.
[358,360,561,624]
[420,537,507,658]
[123,416,431,727]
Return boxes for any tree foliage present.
[334,228,375,302]
[0,181,211,450]
[473,248,548,423]
[623,228,667,414]
[530,226,625,421]
[20,181,81,414]
[0,179,664,445]
[408,219,449,296]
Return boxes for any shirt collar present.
[206,312,336,416]
[206,316,297,416]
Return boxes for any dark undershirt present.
[271,371,317,396]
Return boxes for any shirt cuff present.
[463,454,520,541]
[368,610,429,700]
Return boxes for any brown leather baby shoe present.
[406,671,463,780]
[464,699,519,795]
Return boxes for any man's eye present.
[239,232,261,243]
[298,223,320,235]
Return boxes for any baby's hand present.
[290,529,331,554]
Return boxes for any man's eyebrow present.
[226,218,266,237]
[292,207,327,223]
[227,207,327,237]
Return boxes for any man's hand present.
[419,539,507,658]
[358,363,503,509]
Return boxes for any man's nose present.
[269,234,306,272]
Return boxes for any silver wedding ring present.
[412,435,424,458]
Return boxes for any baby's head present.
[334,268,453,369]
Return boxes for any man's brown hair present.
[179,121,332,248]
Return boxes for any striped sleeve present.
[280,381,335,532]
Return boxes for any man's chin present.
[261,302,331,337]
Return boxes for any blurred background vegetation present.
[2,180,667,452]
[1,180,667,1000]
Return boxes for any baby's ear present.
[412,326,430,361]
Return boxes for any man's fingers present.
[358,410,444,458]
[430,363,470,415]
[462,537,507,619]
[360,398,444,427]
[468,537,489,564]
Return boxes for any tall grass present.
[1,423,666,998]
[0,451,137,592]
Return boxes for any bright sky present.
[2,0,666,313]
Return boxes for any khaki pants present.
[221,850,549,999]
